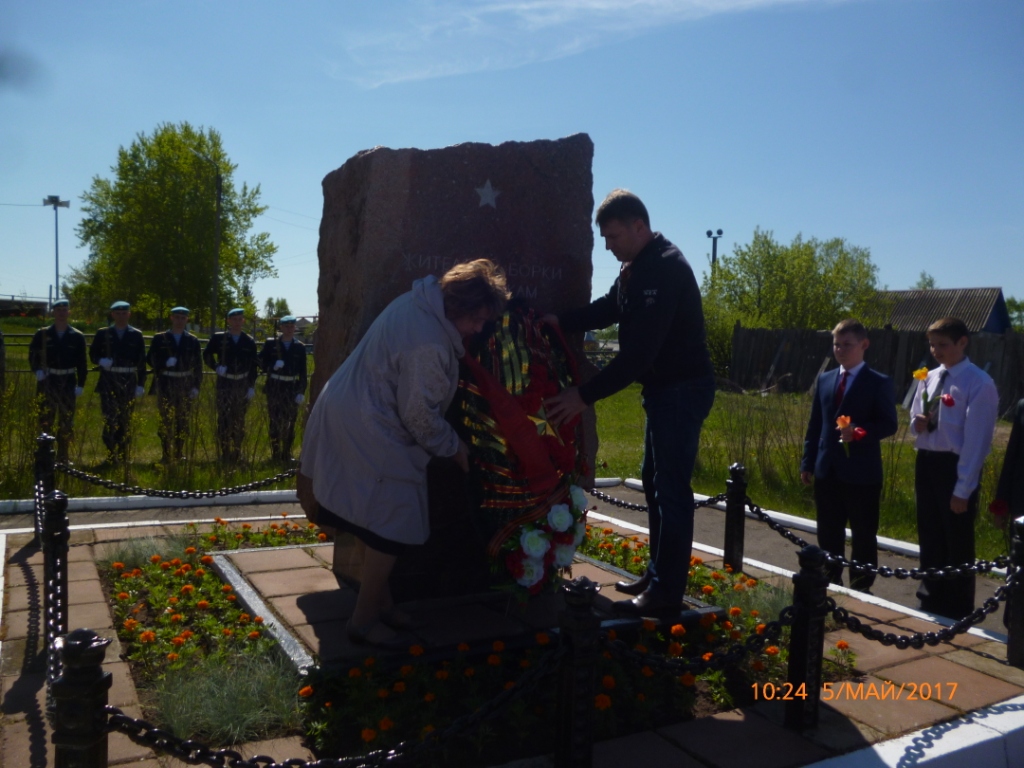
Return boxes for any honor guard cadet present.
[148,306,203,462]
[203,307,259,463]
[259,315,308,462]
[29,299,88,463]
[89,300,147,464]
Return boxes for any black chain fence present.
[55,462,297,499]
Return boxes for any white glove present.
[166,356,177,367]
[74,386,84,398]
[246,387,255,401]
[294,394,305,404]
[273,360,285,370]
[216,365,227,376]
[99,357,113,370]
[189,388,199,399]
[35,370,46,381]
[134,386,145,398]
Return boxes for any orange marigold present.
[139,631,156,643]
[166,652,179,661]
[755,623,767,635]
[361,728,377,743]
[170,614,183,623]
[184,547,196,554]
[171,636,186,646]
[122,619,138,631]
[248,631,260,639]
[221,585,233,593]
[836,640,850,651]
[424,692,436,702]
[377,688,389,699]
[112,562,125,571]
[457,642,470,652]
[150,554,162,563]
[641,666,653,677]
[487,654,501,666]
[765,646,780,656]
[253,616,264,624]
[349,667,362,678]
[393,682,406,693]
[668,642,683,656]
[464,668,476,678]
[435,670,449,680]
[201,555,214,565]
[701,585,715,595]
[196,600,209,609]
[601,675,616,690]
[492,640,506,652]
[117,592,130,601]
[409,644,425,656]
[379,717,394,732]
[222,628,233,636]
[298,685,314,698]
[642,619,657,632]
[317,533,328,542]
[702,652,713,661]
[536,632,551,645]
[670,624,686,637]
[594,693,612,710]
[729,606,743,617]
[679,672,696,686]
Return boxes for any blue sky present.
[1,0,1021,319]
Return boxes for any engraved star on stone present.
[475,179,500,209]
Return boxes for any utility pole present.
[43,196,70,302]
[706,228,723,269]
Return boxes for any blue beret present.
[170,306,190,315]
[227,308,245,317]
[110,301,130,311]
[52,299,69,308]
[279,315,297,324]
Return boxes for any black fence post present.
[723,463,748,574]
[42,490,71,724]
[51,629,112,768]
[784,545,831,730]
[34,433,57,545]
[555,576,600,768]
[1007,517,1024,669]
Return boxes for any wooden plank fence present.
[730,323,1024,417]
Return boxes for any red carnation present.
[852,427,867,441]
[941,393,955,407]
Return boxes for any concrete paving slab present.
[94,525,171,543]
[67,559,100,582]
[822,677,957,736]
[832,596,908,624]
[881,615,989,650]
[877,656,1024,712]
[292,619,356,663]
[272,588,356,628]
[2,609,33,641]
[942,643,1024,689]
[68,598,114,630]
[658,707,831,768]
[67,544,96,562]
[0,670,46,721]
[247,565,341,598]
[1,716,54,768]
[106,704,158,764]
[228,546,324,574]
[753,700,886,753]
[4,563,43,588]
[68,578,107,606]
[4,585,37,613]
[0,638,46,677]
[592,731,705,767]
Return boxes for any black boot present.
[615,570,652,596]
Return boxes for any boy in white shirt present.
[910,317,998,618]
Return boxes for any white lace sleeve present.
[395,343,459,457]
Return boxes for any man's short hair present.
[595,189,650,229]
[439,259,511,320]
[832,319,867,341]
[927,317,970,342]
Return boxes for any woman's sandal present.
[346,620,414,651]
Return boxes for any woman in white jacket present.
[300,259,509,648]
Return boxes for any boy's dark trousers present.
[813,474,881,591]
[915,449,977,619]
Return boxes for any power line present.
[0,202,46,207]
[260,214,318,231]
[267,205,319,220]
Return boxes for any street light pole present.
[706,228,723,269]
[189,149,222,335]
[43,196,70,302]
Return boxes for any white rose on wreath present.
[520,527,551,559]
[553,544,576,568]
[516,557,546,588]
[547,503,574,532]
[572,521,586,547]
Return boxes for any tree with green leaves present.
[701,228,879,375]
[915,271,937,290]
[69,122,277,329]
[263,297,292,320]
[1007,296,1024,333]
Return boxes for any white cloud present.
[332,0,844,87]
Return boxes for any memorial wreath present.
[456,306,589,596]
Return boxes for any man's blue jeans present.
[640,375,716,603]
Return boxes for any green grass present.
[594,385,1012,561]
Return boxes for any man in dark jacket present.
[545,189,716,616]
[148,306,203,462]
[89,300,147,464]
[203,308,258,463]
[29,299,88,462]
[800,319,898,591]
[259,315,307,462]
